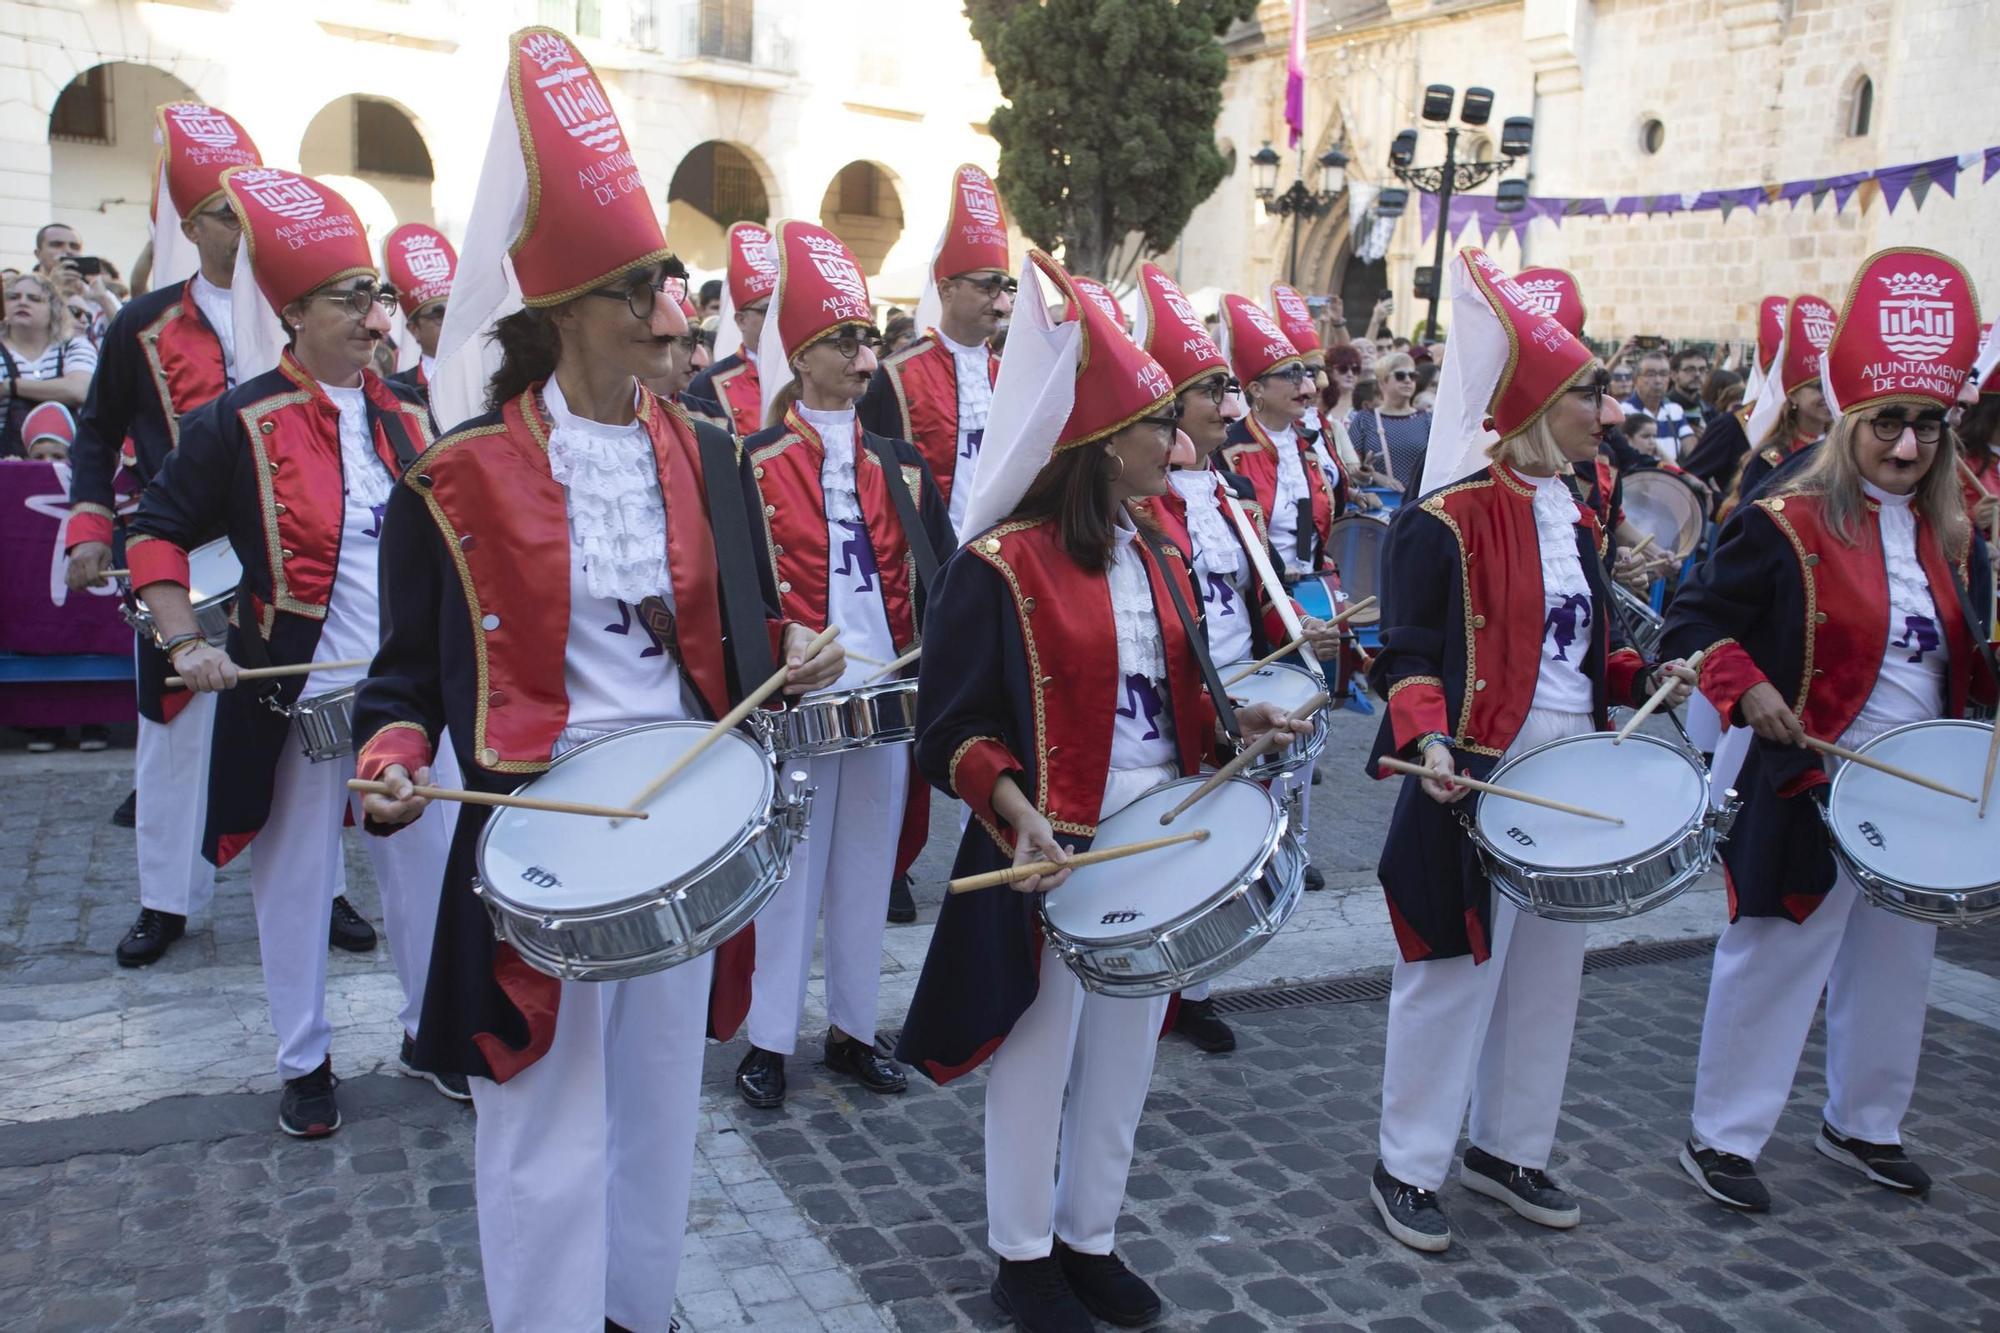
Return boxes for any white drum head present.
[1043,776,1281,942]
[479,722,774,912]
[187,539,243,604]
[1476,732,1704,870]
[1223,661,1323,714]
[1621,471,1704,562]
[1829,721,1998,892]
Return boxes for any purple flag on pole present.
[1284,0,1305,149]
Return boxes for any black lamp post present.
[1251,141,1349,286]
[1388,84,1533,339]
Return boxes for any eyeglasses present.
[196,206,241,230]
[1134,412,1182,438]
[590,277,682,323]
[822,325,883,361]
[411,304,447,326]
[955,274,1017,299]
[1258,364,1311,385]
[1868,415,1945,444]
[1189,375,1233,407]
[1388,370,1416,382]
[316,284,399,318]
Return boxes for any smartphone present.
[1306,295,1330,313]
[71,256,104,277]
[1634,334,1664,351]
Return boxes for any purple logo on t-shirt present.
[1117,672,1166,740]
[1543,593,1592,663]
[1893,613,1939,663]
[960,426,985,462]
[833,520,879,593]
[1203,572,1238,617]
[601,598,666,658]
[362,501,389,540]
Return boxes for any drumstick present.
[1800,734,1977,804]
[1978,721,2000,819]
[842,649,887,668]
[1220,492,1326,687]
[618,625,841,820]
[102,569,130,579]
[862,643,922,685]
[1221,601,1376,687]
[346,778,646,821]
[1375,755,1626,825]
[947,828,1210,895]
[1626,532,1658,558]
[165,658,371,689]
[1161,690,1331,825]
[1613,648,1706,744]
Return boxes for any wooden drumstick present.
[842,649,887,668]
[1161,691,1331,825]
[1626,532,1658,559]
[1801,734,1977,804]
[1221,601,1376,687]
[166,658,371,689]
[346,778,646,821]
[862,643,922,685]
[1978,721,2000,819]
[102,568,131,579]
[1613,648,1706,745]
[618,624,841,821]
[948,828,1210,895]
[1375,755,1626,825]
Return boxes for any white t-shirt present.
[1846,482,1947,746]
[1527,471,1595,715]
[189,273,236,388]
[799,403,897,691]
[938,329,993,534]
[1263,423,1313,577]
[1169,470,1254,666]
[1108,517,1176,771]
[308,383,393,695]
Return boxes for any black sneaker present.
[328,895,377,952]
[990,1255,1093,1333]
[278,1058,341,1138]
[824,1032,907,1095]
[1370,1160,1450,1252]
[110,789,137,828]
[115,907,186,968]
[1461,1145,1581,1228]
[1679,1139,1771,1212]
[78,725,110,752]
[1053,1239,1161,1327]
[1172,996,1237,1053]
[736,1046,786,1109]
[887,873,917,924]
[1303,864,1326,892]
[1816,1123,1931,1195]
[399,1033,471,1103]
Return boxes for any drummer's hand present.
[1652,658,1699,708]
[1419,740,1469,804]
[1975,494,1999,532]
[65,542,113,590]
[781,623,845,695]
[362,764,432,827]
[1739,681,1807,747]
[1299,616,1343,661]
[1357,491,1384,512]
[1237,700,1311,753]
[169,641,238,692]
[1009,810,1072,894]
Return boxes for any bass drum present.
[1621,469,1707,564]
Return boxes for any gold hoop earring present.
[1105,449,1125,482]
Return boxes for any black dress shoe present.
[279,1058,341,1138]
[1172,997,1236,1053]
[1303,864,1326,892]
[887,873,918,924]
[328,896,377,952]
[736,1046,786,1109]
[1461,1145,1581,1228]
[116,908,185,967]
[1053,1239,1161,1327]
[1679,1139,1771,1212]
[399,1033,472,1103]
[990,1256,1093,1333]
[1816,1123,1932,1194]
[110,788,137,828]
[824,1032,907,1094]
[1370,1160,1450,1252]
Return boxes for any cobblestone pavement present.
[5,714,2000,1331]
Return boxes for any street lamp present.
[1388,84,1534,339]
[1251,139,1350,286]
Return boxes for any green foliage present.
[965,0,1260,279]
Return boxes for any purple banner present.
[0,460,136,656]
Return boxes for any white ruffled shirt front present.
[1527,470,1595,714]
[940,329,993,534]
[543,377,669,607]
[1848,481,1947,745]
[1264,423,1312,577]
[1108,515,1175,769]
[1169,470,1254,666]
[799,402,897,691]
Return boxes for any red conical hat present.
[21,402,75,451]
[1072,276,1128,329]
[1133,262,1227,395]
[155,103,260,219]
[772,220,874,362]
[383,223,457,317]
[220,167,374,313]
[1976,322,1998,396]
[726,221,778,307]
[1755,295,1787,373]
[1511,267,1587,338]
[1822,247,1981,416]
[665,275,696,321]
[1269,283,1322,354]
[504,27,667,307]
[933,163,1011,282]
[1218,293,1302,384]
[1030,252,1174,453]
[1775,293,1836,396]
[1461,248,1594,438]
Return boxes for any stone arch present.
[666,140,775,270]
[818,160,906,278]
[299,95,437,228]
[45,62,200,277]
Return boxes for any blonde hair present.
[1772,413,1969,560]
[1753,383,1815,452]
[1487,410,1566,475]
[5,272,73,346]
[1375,350,1416,385]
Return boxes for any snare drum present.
[1039,775,1305,997]
[1219,659,1328,779]
[125,538,241,647]
[292,686,357,762]
[1323,515,1386,625]
[1822,719,2000,926]
[1612,583,1664,659]
[473,721,810,981]
[1621,469,1707,564]
[1469,732,1735,921]
[773,678,918,760]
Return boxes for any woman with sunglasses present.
[1346,349,1435,496]
[897,255,1307,1333]
[1664,248,1994,1215]
[733,222,955,1111]
[1364,248,1696,1255]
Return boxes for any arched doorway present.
[299,95,436,228]
[666,141,772,270]
[47,62,199,279]
[818,161,904,278]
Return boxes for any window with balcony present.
[698,0,753,61]
[50,66,113,145]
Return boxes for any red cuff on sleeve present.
[126,535,190,591]
[1607,647,1647,706]
[1698,641,1767,723]
[66,505,115,551]
[1386,678,1450,757]
[948,736,1022,830]
[356,721,435,784]
[766,617,792,668]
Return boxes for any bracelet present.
[1416,732,1451,755]
[161,633,205,662]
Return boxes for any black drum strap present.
[1138,524,1240,740]
[861,430,939,619]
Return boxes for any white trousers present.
[134,695,218,917]
[1183,763,1308,1007]
[250,726,456,1078]
[746,743,909,1054]
[986,761,1176,1261]
[1377,707,1591,1191]
[471,952,712,1333]
[1690,869,1936,1160]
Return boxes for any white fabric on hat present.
[954,254,1081,544]
[1745,325,1790,445]
[430,78,529,436]
[151,160,201,293]
[1973,324,2000,397]
[1419,252,1506,494]
[713,278,741,366]
[228,238,289,384]
[389,307,421,373]
[756,279,793,433]
[913,214,950,336]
